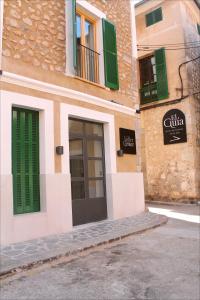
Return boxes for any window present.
[139,48,168,104]
[71,0,119,90]
[146,7,163,27]
[139,56,157,103]
[139,56,157,86]
[12,108,40,214]
[76,11,99,83]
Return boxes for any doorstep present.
[0,211,167,278]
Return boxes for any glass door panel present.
[71,181,85,200]
[69,140,83,156]
[85,20,94,50]
[76,14,82,77]
[88,160,103,178]
[69,118,107,225]
[89,180,104,198]
[87,140,102,158]
[85,19,95,82]
[85,123,103,137]
[70,159,84,178]
[69,119,84,135]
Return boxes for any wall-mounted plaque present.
[120,128,136,154]
[163,109,187,145]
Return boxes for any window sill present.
[13,211,46,217]
[140,97,170,108]
[73,76,107,90]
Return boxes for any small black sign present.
[120,128,136,154]
[163,109,187,145]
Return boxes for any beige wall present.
[136,0,200,202]
[2,0,141,173]
[1,80,137,173]
[0,0,145,245]
[136,0,187,102]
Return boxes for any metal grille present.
[76,44,100,84]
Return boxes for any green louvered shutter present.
[155,48,169,100]
[72,0,77,68]
[102,19,119,90]
[12,108,40,214]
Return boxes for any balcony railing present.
[76,44,100,84]
[140,82,158,104]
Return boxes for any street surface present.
[0,204,199,300]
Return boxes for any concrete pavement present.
[0,211,167,278]
[0,204,199,300]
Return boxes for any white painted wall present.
[110,172,145,219]
[0,91,72,245]
[0,91,144,245]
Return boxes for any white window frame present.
[0,91,54,177]
[65,0,106,86]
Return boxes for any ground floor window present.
[12,107,40,214]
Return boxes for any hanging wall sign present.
[120,128,136,154]
[163,109,187,145]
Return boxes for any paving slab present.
[0,212,167,277]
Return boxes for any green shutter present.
[72,0,77,68]
[12,108,40,214]
[102,19,119,90]
[155,48,169,100]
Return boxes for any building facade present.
[0,0,144,245]
[135,0,200,202]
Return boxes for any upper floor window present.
[139,56,157,86]
[69,0,119,90]
[139,48,168,104]
[146,7,163,27]
[76,11,100,83]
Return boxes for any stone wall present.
[141,101,197,202]
[137,0,200,202]
[88,0,138,100]
[2,0,138,106]
[3,0,66,72]
[183,3,200,200]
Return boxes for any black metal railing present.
[140,82,158,104]
[76,44,100,84]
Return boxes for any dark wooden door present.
[69,119,107,226]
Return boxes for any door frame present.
[60,103,117,220]
[69,118,107,225]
